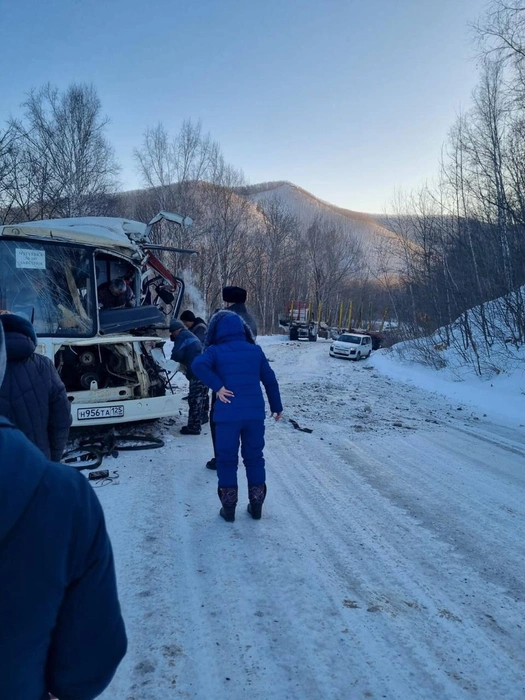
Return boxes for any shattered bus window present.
[0,241,95,337]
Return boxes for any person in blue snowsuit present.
[205,285,258,471]
[192,310,283,521]
[0,321,127,699]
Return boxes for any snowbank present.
[369,347,525,425]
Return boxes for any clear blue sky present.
[2,0,488,213]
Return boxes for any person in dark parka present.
[192,311,283,521]
[0,321,127,700]
[222,285,257,338]
[179,309,208,342]
[0,312,71,461]
[170,319,208,435]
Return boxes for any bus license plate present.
[77,405,125,421]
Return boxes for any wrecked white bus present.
[0,212,194,427]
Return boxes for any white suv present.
[329,333,372,360]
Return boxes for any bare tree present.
[383,3,525,373]
[303,216,363,310]
[199,157,255,305]
[475,0,525,91]
[246,198,300,333]
[6,83,119,220]
[0,125,16,223]
[133,119,219,229]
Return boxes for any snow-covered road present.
[97,338,525,700]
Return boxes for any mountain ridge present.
[115,179,403,275]
[239,180,402,273]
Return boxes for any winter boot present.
[218,486,238,522]
[247,484,267,520]
[206,457,217,470]
[180,425,201,435]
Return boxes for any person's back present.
[0,419,127,699]
[170,324,202,379]
[226,302,257,338]
[0,322,127,699]
[192,311,282,521]
[0,312,71,461]
[191,316,208,343]
[197,312,273,423]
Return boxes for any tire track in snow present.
[347,430,525,601]
[97,339,525,699]
[163,458,362,700]
[266,431,464,699]
[98,443,226,699]
[265,424,525,699]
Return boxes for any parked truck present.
[279,301,318,341]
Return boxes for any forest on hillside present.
[1,0,525,371]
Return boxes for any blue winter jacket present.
[0,417,127,700]
[192,311,282,422]
[170,328,202,379]
[0,313,71,461]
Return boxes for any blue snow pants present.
[215,420,266,488]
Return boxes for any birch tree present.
[8,83,119,219]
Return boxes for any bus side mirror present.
[156,286,175,304]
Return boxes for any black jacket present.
[0,417,127,699]
[227,302,258,339]
[190,317,208,343]
[0,314,71,461]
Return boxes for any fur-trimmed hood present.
[204,310,255,349]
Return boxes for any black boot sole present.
[220,507,235,522]
[247,503,262,520]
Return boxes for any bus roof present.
[0,217,149,256]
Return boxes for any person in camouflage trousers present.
[186,371,208,433]
[170,320,208,435]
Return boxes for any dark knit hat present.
[169,319,186,332]
[0,312,37,345]
[180,310,196,322]
[222,286,247,304]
